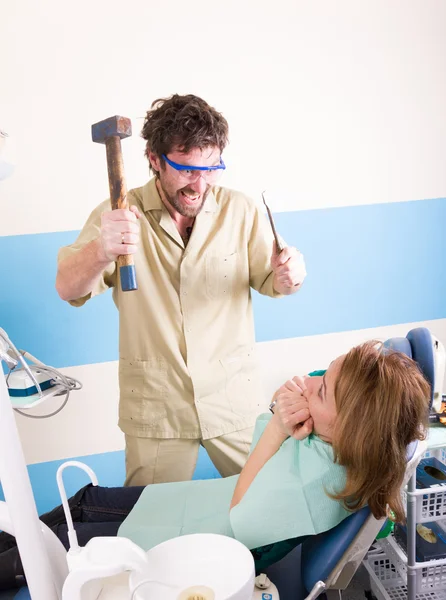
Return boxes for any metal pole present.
[406,472,417,600]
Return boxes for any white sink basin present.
[129,533,255,600]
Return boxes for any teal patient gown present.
[118,412,351,567]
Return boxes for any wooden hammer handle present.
[104,136,137,289]
[105,136,127,211]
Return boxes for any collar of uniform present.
[142,178,163,212]
[142,178,218,214]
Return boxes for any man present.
[56,94,306,486]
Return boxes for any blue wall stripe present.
[0,446,219,516]
[254,197,446,342]
[0,197,445,368]
[0,231,118,368]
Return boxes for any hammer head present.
[91,116,132,144]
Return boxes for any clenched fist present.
[271,243,307,294]
[98,206,141,262]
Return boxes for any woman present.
[0,341,430,591]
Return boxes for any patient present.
[0,341,430,591]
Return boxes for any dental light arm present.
[0,328,20,370]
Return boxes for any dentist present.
[56,94,307,486]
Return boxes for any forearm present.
[56,238,112,302]
[230,414,288,509]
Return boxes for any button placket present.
[180,257,192,333]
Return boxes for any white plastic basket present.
[424,448,446,462]
[403,447,446,523]
[364,550,407,600]
[379,536,446,594]
[364,549,446,600]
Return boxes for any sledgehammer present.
[91,115,137,292]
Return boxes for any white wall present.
[1,0,446,236]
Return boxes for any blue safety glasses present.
[162,154,226,182]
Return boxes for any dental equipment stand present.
[0,361,65,599]
[0,357,152,600]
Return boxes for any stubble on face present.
[158,180,211,218]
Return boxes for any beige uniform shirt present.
[58,179,281,439]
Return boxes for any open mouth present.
[180,190,201,204]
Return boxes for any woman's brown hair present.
[331,341,430,523]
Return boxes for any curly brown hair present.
[331,341,430,523]
[141,94,229,176]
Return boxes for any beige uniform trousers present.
[124,427,254,486]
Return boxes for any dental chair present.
[294,327,436,600]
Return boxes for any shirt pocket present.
[118,358,168,426]
[220,348,262,417]
[205,252,239,300]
